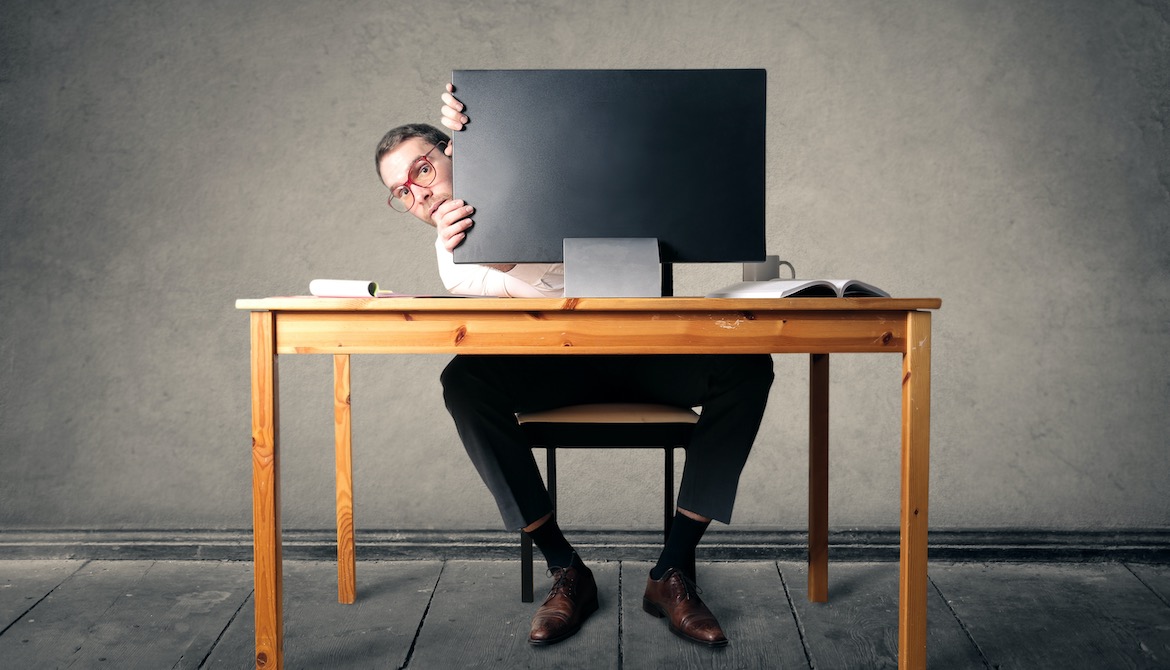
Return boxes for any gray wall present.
[2,0,1167,534]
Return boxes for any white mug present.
[743,255,795,281]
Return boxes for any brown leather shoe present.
[642,568,728,647]
[528,563,599,646]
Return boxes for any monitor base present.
[563,238,662,298]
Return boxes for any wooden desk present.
[236,296,940,669]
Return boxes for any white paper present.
[308,279,378,297]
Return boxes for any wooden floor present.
[2,559,1169,669]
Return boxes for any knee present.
[440,356,476,405]
[439,356,465,391]
[736,354,775,388]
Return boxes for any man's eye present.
[416,163,432,177]
[394,186,410,198]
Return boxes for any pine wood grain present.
[333,354,355,605]
[236,297,940,668]
[250,311,282,669]
[269,308,915,355]
[236,296,942,313]
[899,310,932,668]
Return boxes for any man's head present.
[375,123,452,227]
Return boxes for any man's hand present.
[440,83,467,154]
[432,198,516,271]
[435,84,513,272]
[433,197,474,252]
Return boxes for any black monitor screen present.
[451,69,766,266]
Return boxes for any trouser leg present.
[610,355,775,523]
[440,354,774,529]
[441,356,564,530]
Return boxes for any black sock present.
[526,516,580,570]
[650,511,710,581]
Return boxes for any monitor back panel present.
[451,69,766,265]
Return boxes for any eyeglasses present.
[387,142,447,213]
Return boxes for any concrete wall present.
[2,0,1167,534]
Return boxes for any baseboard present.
[1,529,1168,562]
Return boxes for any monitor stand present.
[563,238,663,297]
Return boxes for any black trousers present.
[440,354,775,530]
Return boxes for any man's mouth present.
[428,195,451,223]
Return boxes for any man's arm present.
[434,237,564,297]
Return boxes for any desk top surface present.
[236,296,941,313]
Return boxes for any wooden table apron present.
[238,297,938,670]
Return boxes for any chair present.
[515,403,700,602]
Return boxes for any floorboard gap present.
[0,558,91,637]
[1123,562,1170,609]
[399,559,446,670]
[776,561,815,670]
[617,561,624,670]
[930,573,993,669]
[197,589,252,669]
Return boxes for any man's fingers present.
[444,231,466,252]
[441,91,464,112]
[441,97,468,132]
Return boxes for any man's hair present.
[374,123,450,179]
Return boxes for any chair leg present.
[521,447,560,602]
[664,447,675,542]
[521,532,534,602]
[547,447,557,512]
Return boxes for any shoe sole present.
[642,597,730,648]
[528,594,600,646]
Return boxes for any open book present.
[308,279,397,298]
[707,278,890,299]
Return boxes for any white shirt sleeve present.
[434,237,565,298]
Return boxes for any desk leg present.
[250,312,283,669]
[808,353,829,602]
[899,311,931,670]
[334,354,356,604]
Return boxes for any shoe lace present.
[545,566,576,599]
[672,569,704,601]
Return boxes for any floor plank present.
[782,561,987,669]
[409,559,620,669]
[0,559,86,629]
[931,562,1170,670]
[4,558,1168,668]
[1128,563,1170,607]
[204,559,441,669]
[0,560,253,669]
[621,561,809,669]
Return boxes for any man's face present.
[378,137,452,228]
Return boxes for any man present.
[373,86,774,647]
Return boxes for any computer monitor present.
[451,69,766,296]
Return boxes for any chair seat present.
[517,403,700,425]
